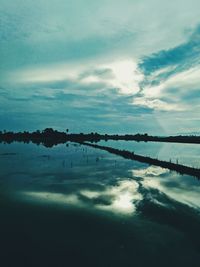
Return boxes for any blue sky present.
[1,0,200,134]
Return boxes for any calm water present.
[0,142,200,267]
[99,140,200,168]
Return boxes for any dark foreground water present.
[0,142,200,267]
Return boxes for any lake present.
[0,141,200,267]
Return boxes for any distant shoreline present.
[1,128,200,179]
[1,128,200,147]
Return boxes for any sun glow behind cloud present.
[11,59,143,95]
[105,60,143,94]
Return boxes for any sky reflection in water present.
[1,142,200,214]
[0,142,200,266]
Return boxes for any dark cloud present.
[139,25,200,87]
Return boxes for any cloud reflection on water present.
[2,142,200,222]
[132,166,200,210]
[21,179,142,216]
[18,163,200,217]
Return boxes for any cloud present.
[11,59,143,95]
[132,25,200,133]
[1,0,200,133]
[1,0,200,73]
[0,59,159,133]
[139,25,200,86]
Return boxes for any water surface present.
[99,140,200,168]
[0,142,200,267]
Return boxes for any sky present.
[1,0,200,134]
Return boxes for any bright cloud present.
[10,59,143,96]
